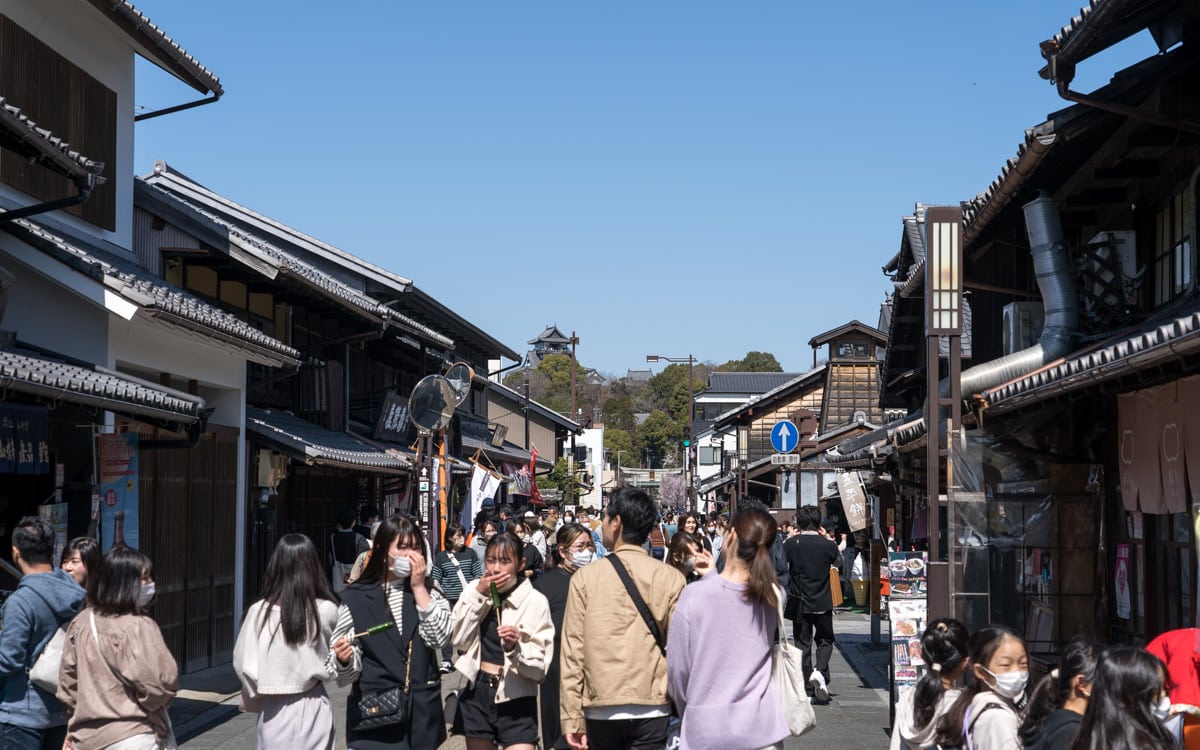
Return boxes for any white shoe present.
[808,671,829,701]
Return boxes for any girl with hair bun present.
[1021,639,1100,750]
[890,618,970,750]
[666,507,790,749]
[936,625,1029,750]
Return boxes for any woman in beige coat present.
[58,546,177,750]
[451,530,554,750]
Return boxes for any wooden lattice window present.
[0,15,117,230]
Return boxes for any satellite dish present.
[444,362,475,407]
[407,375,456,432]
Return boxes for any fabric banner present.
[98,432,139,551]
[1180,376,1200,512]
[529,446,544,507]
[462,464,499,533]
[0,403,50,475]
[1119,380,1192,515]
[837,471,868,532]
[1117,392,1139,511]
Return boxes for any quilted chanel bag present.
[352,639,413,731]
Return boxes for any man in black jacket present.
[783,505,840,702]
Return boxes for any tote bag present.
[771,588,816,736]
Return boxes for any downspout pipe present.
[0,182,93,223]
[947,190,1078,399]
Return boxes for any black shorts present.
[453,675,539,746]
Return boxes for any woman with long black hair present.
[1020,639,1100,750]
[331,515,452,750]
[890,619,970,750]
[1068,646,1175,750]
[936,625,1029,750]
[234,533,339,749]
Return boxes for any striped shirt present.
[431,548,482,602]
[326,580,452,686]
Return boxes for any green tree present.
[718,351,783,372]
[637,410,681,468]
[601,395,637,433]
[543,457,576,502]
[603,427,636,467]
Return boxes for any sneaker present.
[808,671,829,701]
[439,660,454,674]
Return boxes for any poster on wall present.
[889,551,930,702]
[37,502,68,569]
[98,432,139,551]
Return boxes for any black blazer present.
[783,533,840,614]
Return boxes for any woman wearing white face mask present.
[937,625,1028,750]
[534,524,594,749]
[450,530,554,750]
[58,546,178,750]
[1069,647,1176,750]
[330,515,452,750]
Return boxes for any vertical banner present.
[1115,543,1131,620]
[838,471,869,532]
[98,432,139,551]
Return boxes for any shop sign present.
[98,432,139,551]
[837,471,869,532]
[0,403,50,475]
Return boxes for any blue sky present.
[132,2,1155,377]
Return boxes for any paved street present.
[176,611,892,750]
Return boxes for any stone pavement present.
[177,611,894,750]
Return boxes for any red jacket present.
[1146,628,1200,708]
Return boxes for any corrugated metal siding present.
[133,206,201,275]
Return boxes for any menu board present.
[888,552,929,692]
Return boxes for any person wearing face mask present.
[470,514,501,561]
[534,524,595,750]
[58,545,176,750]
[433,523,484,673]
[451,530,554,750]
[1068,646,1175,750]
[330,515,452,750]
[1020,639,1100,750]
[936,625,1028,750]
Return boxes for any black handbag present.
[353,639,413,731]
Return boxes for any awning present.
[462,435,538,467]
[0,347,204,428]
[247,407,409,475]
[980,303,1200,415]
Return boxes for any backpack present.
[935,702,1000,750]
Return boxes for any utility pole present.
[569,331,580,504]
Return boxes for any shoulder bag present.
[771,587,816,736]
[28,625,67,693]
[353,638,413,731]
[607,554,664,656]
[89,611,178,750]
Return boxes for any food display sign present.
[888,552,929,696]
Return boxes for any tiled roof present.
[86,0,222,95]
[706,372,805,394]
[247,407,409,474]
[487,380,581,432]
[528,325,570,345]
[0,347,204,425]
[135,180,454,349]
[711,365,827,430]
[808,320,888,348]
[961,126,1058,247]
[981,302,1200,414]
[1,218,299,366]
[0,98,105,187]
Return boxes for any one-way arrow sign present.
[770,420,799,453]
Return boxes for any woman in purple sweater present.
[667,507,790,750]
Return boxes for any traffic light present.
[682,427,691,448]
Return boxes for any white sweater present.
[233,599,338,701]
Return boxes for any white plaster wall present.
[573,427,605,510]
[0,246,108,363]
[0,0,139,249]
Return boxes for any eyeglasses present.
[567,541,595,552]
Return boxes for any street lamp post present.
[646,354,696,511]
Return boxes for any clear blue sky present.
[132,2,1155,377]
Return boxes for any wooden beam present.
[1094,158,1159,179]
[963,280,1040,298]
[1064,187,1127,207]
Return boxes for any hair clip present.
[1050,668,1060,679]
[931,663,943,672]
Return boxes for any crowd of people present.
[1,494,1191,750]
[890,619,1186,750]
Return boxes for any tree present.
[718,351,783,372]
[601,395,637,433]
[543,457,576,502]
[638,410,681,468]
[658,472,687,511]
[603,427,636,467]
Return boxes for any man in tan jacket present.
[560,487,685,750]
